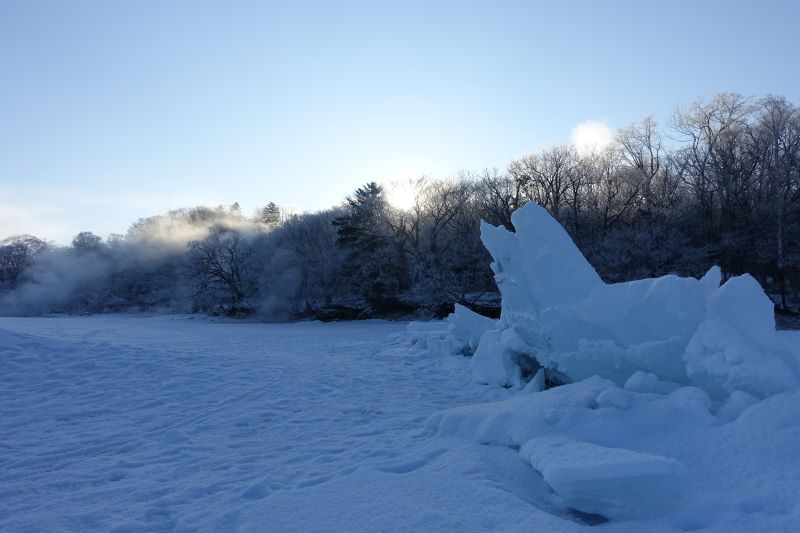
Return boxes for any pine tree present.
[333,182,408,307]
[259,202,282,226]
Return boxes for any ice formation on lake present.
[458,203,799,398]
[420,203,800,524]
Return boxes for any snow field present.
[2,316,800,530]
[0,316,583,532]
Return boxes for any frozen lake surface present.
[0,316,572,532]
[2,315,799,532]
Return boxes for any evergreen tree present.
[259,202,282,226]
[333,182,409,308]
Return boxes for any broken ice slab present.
[519,437,690,520]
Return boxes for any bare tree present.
[477,168,525,230]
[187,228,257,315]
[671,92,758,272]
[751,96,800,308]
[618,116,664,216]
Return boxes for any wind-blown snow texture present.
[0,316,580,532]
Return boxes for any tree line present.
[1,93,798,320]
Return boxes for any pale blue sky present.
[2,0,799,242]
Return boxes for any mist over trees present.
[1,93,798,320]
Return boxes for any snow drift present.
[461,203,799,398]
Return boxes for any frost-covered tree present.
[750,96,800,308]
[478,168,525,230]
[2,93,799,320]
[258,202,282,226]
[0,235,48,290]
[71,231,104,253]
[255,210,344,317]
[187,228,258,315]
[333,182,410,310]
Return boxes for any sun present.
[386,180,418,211]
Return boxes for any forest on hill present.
[1,93,799,322]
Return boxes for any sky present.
[2,0,799,243]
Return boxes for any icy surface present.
[410,202,800,528]
[446,303,496,355]
[473,203,800,397]
[519,437,690,520]
[429,374,800,529]
[480,205,602,316]
[685,274,800,397]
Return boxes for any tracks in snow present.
[0,317,482,531]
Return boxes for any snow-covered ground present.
[2,315,799,532]
[0,315,562,532]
